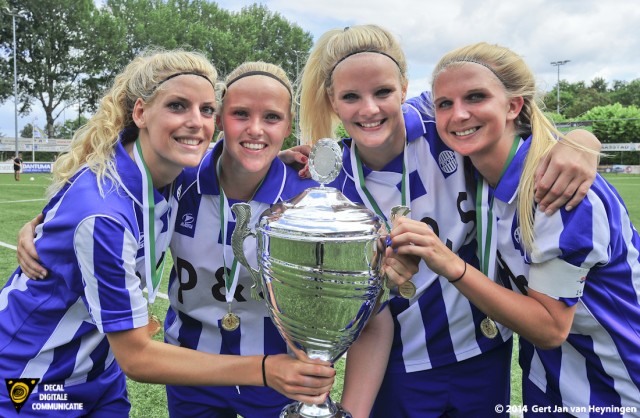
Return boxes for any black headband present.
[225,71,292,97]
[327,50,401,84]
[157,71,215,89]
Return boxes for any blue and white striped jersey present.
[331,93,512,374]
[492,137,640,416]
[0,139,179,390]
[165,139,313,356]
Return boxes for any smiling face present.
[217,74,292,181]
[432,62,523,183]
[329,53,407,170]
[133,74,216,187]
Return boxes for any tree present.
[582,103,640,165]
[611,79,640,107]
[0,0,119,136]
[229,4,312,80]
[54,116,89,139]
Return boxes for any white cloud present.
[2,0,639,136]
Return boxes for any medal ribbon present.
[216,157,241,305]
[351,141,409,231]
[475,137,520,279]
[134,140,174,303]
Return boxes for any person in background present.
[297,24,601,418]
[13,152,22,181]
[389,41,640,417]
[2,50,333,418]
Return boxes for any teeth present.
[455,128,477,136]
[243,142,266,150]
[360,121,382,128]
[177,138,201,145]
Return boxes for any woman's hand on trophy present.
[388,217,462,281]
[264,354,336,404]
[17,213,48,279]
[278,144,311,178]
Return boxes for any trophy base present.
[280,400,352,418]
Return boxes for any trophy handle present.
[230,202,261,301]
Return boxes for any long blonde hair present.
[432,42,595,252]
[298,24,408,145]
[48,49,218,198]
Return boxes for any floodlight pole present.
[292,50,307,145]
[550,60,570,114]
[4,8,25,158]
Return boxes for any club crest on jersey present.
[438,150,457,174]
[513,226,522,246]
[180,213,195,230]
[5,378,39,413]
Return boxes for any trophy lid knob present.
[309,138,342,185]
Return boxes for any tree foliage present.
[0,0,115,136]
[2,0,312,138]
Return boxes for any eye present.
[265,112,283,122]
[168,101,186,111]
[375,88,392,98]
[201,106,216,117]
[436,99,452,110]
[466,92,486,102]
[341,92,359,102]
[232,109,249,118]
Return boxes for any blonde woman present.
[391,42,640,417]
[298,25,601,417]
[2,51,333,417]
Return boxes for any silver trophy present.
[232,139,393,418]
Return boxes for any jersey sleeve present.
[528,189,610,300]
[74,215,148,333]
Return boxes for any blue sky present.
[2,0,638,137]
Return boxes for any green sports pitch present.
[1,172,639,417]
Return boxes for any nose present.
[359,96,380,116]
[185,108,204,130]
[246,117,263,137]
[451,101,470,121]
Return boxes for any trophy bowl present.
[231,139,389,418]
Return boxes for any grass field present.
[1,172,639,417]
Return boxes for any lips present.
[242,142,267,150]
[454,127,478,136]
[359,120,383,128]
[175,137,203,146]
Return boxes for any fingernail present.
[545,209,553,216]
[565,205,573,212]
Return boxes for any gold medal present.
[221,312,241,331]
[147,313,162,337]
[480,317,498,339]
[398,280,417,299]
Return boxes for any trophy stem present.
[280,397,351,418]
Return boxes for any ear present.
[285,120,292,138]
[132,98,147,128]
[328,92,339,115]
[216,114,224,132]
[507,96,525,121]
[401,81,409,103]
